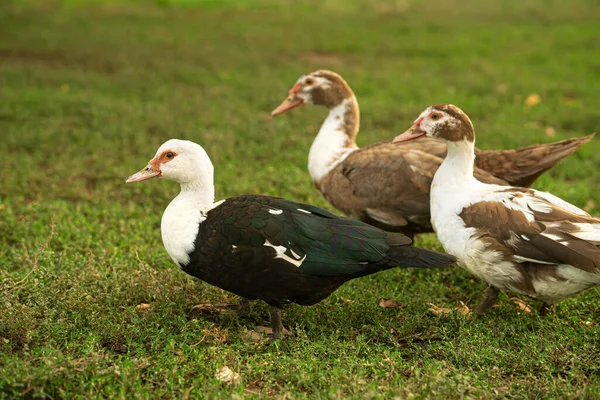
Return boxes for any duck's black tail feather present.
[385,233,456,269]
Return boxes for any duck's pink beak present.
[271,83,304,116]
[393,118,426,143]
[126,164,161,183]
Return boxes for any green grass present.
[1,0,600,398]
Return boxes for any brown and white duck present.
[126,139,455,338]
[271,70,593,239]
[394,104,599,315]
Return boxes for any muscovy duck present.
[126,139,456,337]
[393,104,599,315]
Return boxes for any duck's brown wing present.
[400,134,593,187]
[332,143,441,231]
[365,139,507,186]
[460,188,600,274]
[321,141,506,233]
[400,136,448,158]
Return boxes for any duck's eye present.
[430,112,442,120]
[166,152,174,159]
[304,78,314,86]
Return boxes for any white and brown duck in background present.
[126,139,455,338]
[271,70,594,239]
[393,104,599,315]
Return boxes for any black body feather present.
[182,195,455,308]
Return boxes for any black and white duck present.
[126,139,456,338]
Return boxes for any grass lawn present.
[1,0,600,397]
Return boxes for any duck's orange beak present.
[126,162,161,183]
[271,83,304,116]
[393,118,426,143]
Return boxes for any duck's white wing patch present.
[513,255,555,264]
[264,239,307,268]
[268,208,283,215]
[478,190,600,271]
[532,190,589,216]
[297,208,312,214]
[482,188,589,223]
[481,189,532,217]
[569,223,600,244]
[526,197,553,214]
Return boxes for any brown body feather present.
[459,189,600,301]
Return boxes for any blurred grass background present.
[1,0,599,398]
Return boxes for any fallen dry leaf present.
[428,303,453,317]
[245,325,291,341]
[378,298,404,309]
[456,301,472,316]
[510,297,532,313]
[135,303,151,312]
[190,327,229,346]
[579,320,597,328]
[245,326,272,342]
[525,93,541,107]
[245,330,265,342]
[216,366,241,385]
[544,126,556,137]
[254,326,272,334]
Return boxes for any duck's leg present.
[237,298,252,316]
[474,285,500,316]
[268,306,289,339]
[538,302,556,316]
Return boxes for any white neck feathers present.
[433,139,477,189]
[160,163,217,267]
[308,97,359,183]
[429,139,480,237]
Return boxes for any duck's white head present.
[393,104,475,144]
[271,69,355,116]
[126,139,214,187]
